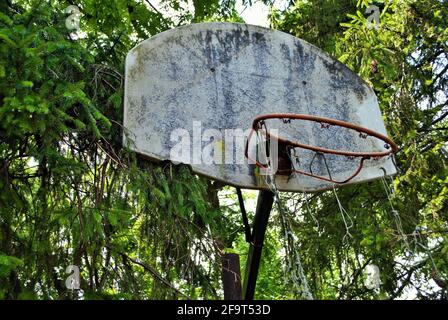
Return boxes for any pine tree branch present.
[106,245,191,299]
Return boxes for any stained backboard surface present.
[124,22,396,192]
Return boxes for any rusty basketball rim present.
[245,113,398,184]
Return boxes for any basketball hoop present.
[245,113,398,184]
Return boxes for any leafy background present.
[0,0,447,299]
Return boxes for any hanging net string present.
[412,227,440,275]
[255,129,314,300]
[379,166,438,272]
[277,196,314,300]
[316,151,354,245]
[379,168,443,285]
[379,168,411,253]
[289,150,353,244]
[331,187,354,245]
[304,194,321,234]
[286,150,321,233]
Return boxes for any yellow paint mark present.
[215,140,226,176]
[215,140,225,162]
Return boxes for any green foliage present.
[0,253,23,277]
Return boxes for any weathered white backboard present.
[123,22,396,192]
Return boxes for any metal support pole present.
[242,190,275,300]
